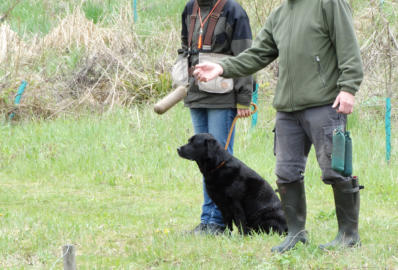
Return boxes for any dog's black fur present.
[178,133,287,235]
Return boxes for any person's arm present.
[194,14,278,81]
[221,14,278,78]
[323,0,363,114]
[230,9,253,117]
[181,5,189,51]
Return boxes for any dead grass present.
[0,0,396,119]
[0,5,178,118]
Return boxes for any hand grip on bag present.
[154,85,188,115]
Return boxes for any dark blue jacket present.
[181,0,253,108]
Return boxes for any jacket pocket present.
[315,56,326,88]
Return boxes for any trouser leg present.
[299,105,361,249]
[271,111,311,252]
[206,108,237,226]
[190,108,237,227]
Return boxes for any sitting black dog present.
[177,133,287,235]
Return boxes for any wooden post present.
[63,245,76,270]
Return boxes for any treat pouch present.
[171,54,189,88]
[197,53,234,94]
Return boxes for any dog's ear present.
[205,137,218,147]
[205,137,219,159]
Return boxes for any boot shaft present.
[272,181,308,253]
[319,177,363,249]
[332,177,362,235]
[277,181,307,230]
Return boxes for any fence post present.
[63,245,76,270]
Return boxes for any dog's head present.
[177,133,222,162]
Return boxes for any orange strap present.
[224,103,258,151]
[197,0,223,49]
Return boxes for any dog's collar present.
[209,160,226,173]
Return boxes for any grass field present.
[1,0,398,268]
[1,100,397,269]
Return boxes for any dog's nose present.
[177,147,181,154]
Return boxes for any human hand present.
[332,91,355,114]
[237,108,251,118]
[193,63,223,82]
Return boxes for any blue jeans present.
[190,108,237,227]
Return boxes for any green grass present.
[0,98,397,269]
[0,1,397,267]
[0,0,187,37]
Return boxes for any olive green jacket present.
[220,0,363,112]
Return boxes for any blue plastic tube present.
[251,83,259,129]
[133,0,138,22]
[385,97,391,162]
[9,80,27,120]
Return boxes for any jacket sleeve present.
[322,0,363,95]
[181,5,189,51]
[230,12,253,106]
[221,14,278,79]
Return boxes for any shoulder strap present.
[203,0,227,50]
[188,1,199,50]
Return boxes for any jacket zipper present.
[287,1,295,111]
[316,56,326,88]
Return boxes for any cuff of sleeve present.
[340,88,357,96]
[220,62,232,78]
[236,97,251,107]
[236,103,250,109]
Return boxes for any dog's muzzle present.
[177,147,184,157]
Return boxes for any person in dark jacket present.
[193,0,364,252]
[180,0,253,235]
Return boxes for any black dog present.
[177,133,287,235]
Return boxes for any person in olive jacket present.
[181,0,253,235]
[194,0,364,252]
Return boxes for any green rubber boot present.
[320,177,362,249]
[271,181,308,253]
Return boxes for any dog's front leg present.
[224,214,233,232]
[217,206,233,232]
[231,201,249,235]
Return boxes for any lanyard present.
[197,0,222,49]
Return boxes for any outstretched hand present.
[193,63,224,82]
[332,91,355,114]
